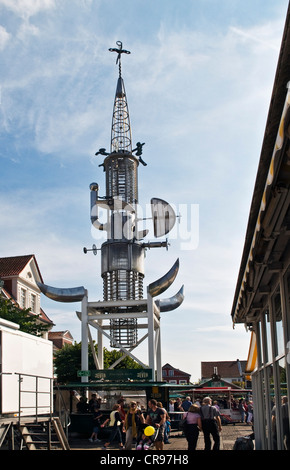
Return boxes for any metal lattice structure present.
[111,77,132,153]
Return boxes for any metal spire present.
[109,41,132,153]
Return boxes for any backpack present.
[200,405,215,421]
[233,435,254,450]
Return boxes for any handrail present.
[15,372,53,424]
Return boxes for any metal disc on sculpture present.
[151,198,176,237]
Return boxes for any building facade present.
[48,330,74,350]
[201,360,247,385]
[0,255,53,337]
[162,363,191,384]
[231,4,290,450]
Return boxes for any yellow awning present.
[245,331,257,376]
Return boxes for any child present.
[136,433,152,450]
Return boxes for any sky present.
[0,0,289,383]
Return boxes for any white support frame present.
[79,289,162,383]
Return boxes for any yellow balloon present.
[144,425,155,437]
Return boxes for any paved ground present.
[69,422,255,451]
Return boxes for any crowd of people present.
[75,392,290,451]
[231,398,254,425]
[76,393,256,451]
[86,397,170,450]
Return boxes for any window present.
[31,294,36,312]
[20,288,26,308]
[169,370,174,376]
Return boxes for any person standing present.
[88,393,98,412]
[247,401,253,425]
[117,398,126,444]
[282,396,290,450]
[182,396,192,412]
[238,398,246,423]
[89,405,103,443]
[157,401,171,444]
[145,399,166,450]
[183,404,202,451]
[169,400,175,412]
[200,397,222,450]
[124,401,145,450]
[77,396,89,413]
[174,397,184,412]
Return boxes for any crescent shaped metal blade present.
[148,258,179,297]
[37,282,86,303]
[155,285,184,312]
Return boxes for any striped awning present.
[245,331,257,376]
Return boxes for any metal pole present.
[147,290,155,380]
[35,376,38,423]
[81,290,89,383]
[98,319,104,369]
[155,321,162,382]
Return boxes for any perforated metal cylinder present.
[104,153,138,204]
[109,318,138,348]
[101,240,144,347]
[101,241,144,301]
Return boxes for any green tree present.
[0,296,50,337]
[54,342,143,384]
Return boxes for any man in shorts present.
[145,399,166,450]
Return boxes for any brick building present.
[162,363,191,384]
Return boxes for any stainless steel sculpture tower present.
[38,42,184,381]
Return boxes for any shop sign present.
[90,368,152,381]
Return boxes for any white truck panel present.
[0,322,53,416]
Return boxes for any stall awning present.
[245,331,257,376]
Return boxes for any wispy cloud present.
[0,0,56,19]
[230,25,281,51]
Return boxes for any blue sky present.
[0,0,288,382]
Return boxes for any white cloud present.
[0,0,56,19]
[229,23,281,52]
[0,25,10,50]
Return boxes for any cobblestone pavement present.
[69,423,255,451]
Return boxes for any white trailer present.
[0,318,53,418]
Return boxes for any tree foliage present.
[54,342,143,384]
[0,296,50,337]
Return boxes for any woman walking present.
[183,404,202,451]
[124,401,145,449]
[102,404,124,449]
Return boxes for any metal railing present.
[16,372,53,424]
